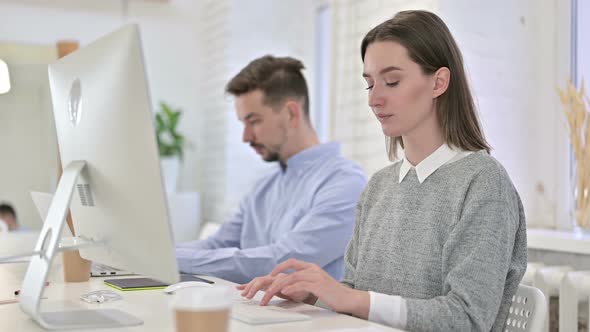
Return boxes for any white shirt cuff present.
[368,291,407,329]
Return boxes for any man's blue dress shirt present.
[176,142,367,284]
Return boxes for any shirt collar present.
[398,143,458,183]
[284,142,340,173]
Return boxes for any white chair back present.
[505,284,547,332]
[559,270,590,332]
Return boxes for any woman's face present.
[362,41,438,138]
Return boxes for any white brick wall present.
[194,0,571,228]
[330,0,438,176]
[439,0,570,228]
[194,0,316,223]
[329,0,571,228]
[193,0,231,223]
[441,1,537,221]
[1,0,570,229]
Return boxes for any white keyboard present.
[231,298,311,325]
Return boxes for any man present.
[175,55,366,284]
[0,203,19,231]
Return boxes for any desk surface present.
[0,257,401,331]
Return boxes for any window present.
[573,0,590,86]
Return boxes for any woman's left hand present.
[257,258,369,318]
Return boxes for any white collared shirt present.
[398,143,472,184]
[368,143,472,329]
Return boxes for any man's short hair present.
[225,55,310,118]
[0,203,16,219]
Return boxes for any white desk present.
[0,260,402,331]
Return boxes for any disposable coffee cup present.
[171,285,232,332]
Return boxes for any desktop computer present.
[18,24,180,329]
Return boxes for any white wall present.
[0,0,202,188]
[0,0,204,227]
[442,0,570,229]
[0,0,317,226]
[0,44,58,228]
[224,0,316,216]
[195,0,316,222]
[0,0,573,230]
[329,0,570,229]
[330,0,438,177]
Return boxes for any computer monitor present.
[18,24,179,329]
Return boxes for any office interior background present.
[0,0,588,255]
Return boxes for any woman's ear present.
[433,67,450,98]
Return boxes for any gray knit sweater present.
[343,151,527,331]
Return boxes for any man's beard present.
[262,152,280,162]
[251,143,280,162]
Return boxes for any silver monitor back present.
[47,24,179,284]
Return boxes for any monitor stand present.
[18,161,143,329]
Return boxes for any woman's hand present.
[237,272,312,303]
[238,258,369,319]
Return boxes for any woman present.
[238,10,526,331]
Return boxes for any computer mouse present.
[163,281,213,294]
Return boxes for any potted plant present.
[155,101,186,193]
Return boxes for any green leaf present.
[154,101,187,160]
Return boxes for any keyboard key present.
[231,298,311,325]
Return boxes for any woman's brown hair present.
[361,10,490,160]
